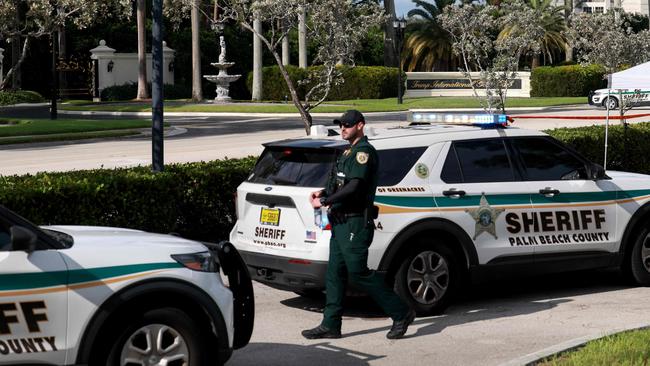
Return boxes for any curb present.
[56,106,558,118]
[500,323,650,366]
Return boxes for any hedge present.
[545,122,650,174]
[531,64,607,97]
[0,90,45,106]
[245,65,404,101]
[100,82,192,101]
[0,158,256,242]
[2,123,650,242]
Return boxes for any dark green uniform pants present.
[321,216,409,331]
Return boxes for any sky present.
[394,0,417,18]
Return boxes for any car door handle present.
[539,188,560,197]
[443,189,466,198]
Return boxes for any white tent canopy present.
[608,61,650,89]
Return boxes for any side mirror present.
[10,226,37,253]
[590,163,607,180]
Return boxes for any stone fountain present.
[203,36,241,103]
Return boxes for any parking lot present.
[229,270,650,366]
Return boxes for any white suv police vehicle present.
[0,204,253,365]
[589,88,650,109]
[230,112,650,315]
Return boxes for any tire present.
[105,307,212,366]
[629,227,650,286]
[603,96,618,110]
[394,241,459,316]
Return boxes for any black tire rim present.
[406,251,449,305]
[119,323,189,366]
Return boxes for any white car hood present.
[42,225,208,267]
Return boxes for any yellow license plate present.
[260,207,281,226]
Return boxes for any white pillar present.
[298,7,307,69]
[0,47,4,81]
[252,19,263,101]
[89,40,116,98]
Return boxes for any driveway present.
[229,270,650,366]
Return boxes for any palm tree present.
[136,0,149,100]
[191,0,202,101]
[402,0,457,71]
[498,0,567,68]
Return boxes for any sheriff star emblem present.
[465,194,504,240]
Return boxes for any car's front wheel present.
[394,241,459,316]
[107,307,209,366]
[603,96,618,110]
[629,227,650,286]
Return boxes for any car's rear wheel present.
[629,227,650,286]
[107,307,210,366]
[603,96,618,110]
[394,241,459,316]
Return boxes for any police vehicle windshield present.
[248,147,338,187]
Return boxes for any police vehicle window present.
[248,147,338,187]
[511,137,588,180]
[454,139,515,183]
[0,225,10,251]
[440,145,462,183]
[377,147,427,186]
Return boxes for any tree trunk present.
[58,26,67,96]
[252,19,263,101]
[383,0,397,67]
[1,37,31,91]
[298,7,307,68]
[282,32,290,66]
[191,0,203,101]
[136,0,149,100]
[11,35,21,90]
[531,55,540,69]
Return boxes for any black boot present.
[301,325,342,339]
[386,310,416,339]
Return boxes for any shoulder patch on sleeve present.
[356,151,369,164]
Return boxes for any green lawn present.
[538,328,650,366]
[0,118,151,137]
[0,118,153,144]
[61,96,587,113]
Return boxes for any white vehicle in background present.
[0,204,254,365]
[589,88,650,109]
[589,61,650,109]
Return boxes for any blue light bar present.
[408,111,510,128]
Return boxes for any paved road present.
[229,270,650,366]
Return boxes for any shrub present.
[246,65,403,101]
[0,158,257,242]
[0,90,45,105]
[100,83,191,101]
[545,122,650,173]
[531,65,607,97]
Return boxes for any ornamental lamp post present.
[392,17,407,104]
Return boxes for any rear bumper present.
[238,250,328,291]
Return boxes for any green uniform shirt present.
[326,136,378,214]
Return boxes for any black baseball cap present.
[333,109,365,127]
